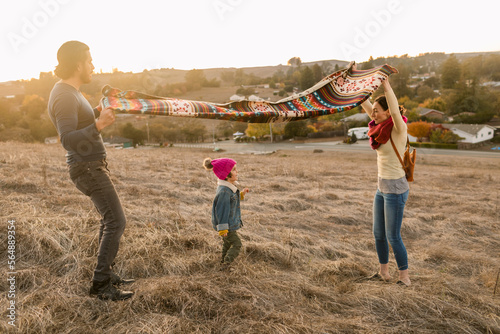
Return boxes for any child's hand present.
[240,188,249,200]
[218,230,228,237]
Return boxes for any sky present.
[1,0,499,83]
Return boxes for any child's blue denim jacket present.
[212,180,243,232]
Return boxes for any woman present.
[361,78,411,287]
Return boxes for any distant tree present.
[164,126,181,142]
[220,70,235,83]
[272,69,286,83]
[423,97,446,111]
[399,96,419,112]
[0,98,17,128]
[321,62,332,75]
[429,128,462,144]
[311,64,323,82]
[245,123,271,138]
[391,64,412,98]
[416,85,436,102]
[315,121,340,132]
[407,121,431,142]
[24,72,58,99]
[440,55,461,89]
[483,54,500,80]
[148,123,167,142]
[300,66,315,90]
[422,75,440,89]
[291,71,302,87]
[181,120,206,142]
[215,122,248,139]
[121,123,146,146]
[231,122,248,134]
[204,78,221,87]
[360,56,374,69]
[405,109,421,122]
[185,69,207,90]
[246,73,261,86]
[234,69,246,85]
[21,95,46,120]
[284,120,313,138]
[216,122,234,138]
[28,118,57,142]
[236,87,255,97]
[287,57,302,67]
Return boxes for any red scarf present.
[367,116,407,150]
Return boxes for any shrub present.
[284,121,313,138]
[429,128,463,144]
[343,133,357,144]
[121,123,146,146]
[408,121,431,142]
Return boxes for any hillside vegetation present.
[1,143,499,333]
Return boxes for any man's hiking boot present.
[89,279,134,301]
[110,272,135,286]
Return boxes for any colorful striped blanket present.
[100,63,397,123]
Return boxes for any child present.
[203,158,249,270]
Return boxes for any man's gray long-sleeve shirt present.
[48,82,106,164]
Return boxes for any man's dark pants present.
[69,159,126,282]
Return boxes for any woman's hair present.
[203,158,213,170]
[373,95,406,115]
[54,41,89,79]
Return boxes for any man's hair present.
[54,41,89,79]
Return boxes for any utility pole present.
[269,123,273,143]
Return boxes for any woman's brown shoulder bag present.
[389,136,416,182]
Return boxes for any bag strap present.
[389,135,406,169]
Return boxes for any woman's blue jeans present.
[373,189,409,271]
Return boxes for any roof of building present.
[418,107,444,116]
[486,116,500,127]
[442,124,496,135]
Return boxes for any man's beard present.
[80,71,92,84]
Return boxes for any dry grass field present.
[1,142,499,334]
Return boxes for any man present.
[48,41,134,301]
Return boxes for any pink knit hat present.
[211,158,236,180]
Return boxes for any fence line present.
[172,143,216,149]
